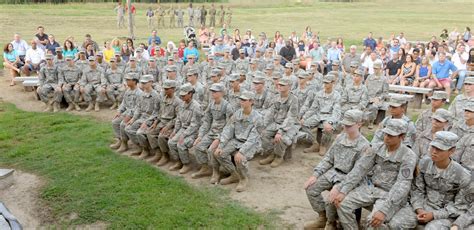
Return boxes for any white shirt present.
[25,47,45,64]
[10,39,29,56]
[452,51,469,70]
[397,36,407,45]
[363,58,381,75]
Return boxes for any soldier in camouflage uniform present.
[413,108,453,159]
[411,131,471,230]
[75,48,89,71]
[168,6,176,28]
[186,67,206,105]
[372,96,416,148]
[60,55,82,111]
[38,54,62,113]
[449,77,474,123]
[53,47,66,69]
[176,6,184,28]
[251,73,273,116]
[330,119,418,229]
[226,74,243,109]
[301,75,341,155]
[451,184,474,230]
[208,4,216,27]
[147,80,181,166]
[365,60,389,129]
[143,57,160,91]
[218,5,225,27]
[452,101,474,171]
[282,63,299,91]
[96,52,109,72]
[111,73,142,152]
[156,5,166,29]
[124,75,160,158]
[415,91,448,137]
[168,83,203,174]
[295,72,314,118]
[259,78,299,168]
[124,56,142,79]
[341,68,369,114]
[234,49,249,73]
[80,56,104,112]
[304,110,371,230]
[213,91,264,192]
[192,83,234,179]
[199,54,217,85]
[162,65,182,86]
[103,57,125,110]
[114,52,126,72]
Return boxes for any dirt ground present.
[0,71,424,229]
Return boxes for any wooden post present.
[127,0,134,39]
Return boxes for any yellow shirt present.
[103,48,115,63]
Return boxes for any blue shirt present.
[183,47,199,62]
[364,38,376,50]
[327,47,341,62]
[45,41,60,55]
[148,36,162,46]
[3,50,17,62]
[62,48,78,58]
[432,60,457,79]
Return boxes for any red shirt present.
[178,47,185,59]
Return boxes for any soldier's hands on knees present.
[328,186,340,203]
[160,127,169,135]
[214,148,222,157]
[274,133,282,143]
[113,112,121,119]
[333,193,346,208]
[193,137,202,146]
[126,118,134,126]
[451,226,459,230]
[178,135,184,145]
[369,211,386,227]
[140,122,148,129]
[417,211,434,223]
[235,152,245,164]
[209,139,220,150]
[150,122,157,130]
[323,122,333,132]
[303,175,317,190]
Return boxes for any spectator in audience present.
[413,57,432,89]
[379,47,390,67]
[397,32,407,45]
[375,37,385,51]
[429,52,457,102]
[111,38,121,53]
[326,41,341,68]
[35,26,48,50]
[297,40,306,58]
[85,42,95,59]
[363,52,380,75]
[199,25,210,47]
[82,34,99,52]
[399,55,417,86]
[451,43,469,93]
[233,28,241,42]
[412,48,421,64]
[11,33,29,62]
[3,43,22,86]
[183,41,199,63]
[62,39,78,59]
[363,32,376,51]
[428,50,437,65]
[166,41,177,55]
[103,41,115,63]
[45,34,60,56]
[342,45,358,74]
[22,40,45,76]
[336,37,345,53]
[398,47,407,63]
[148,30,162,47]
[389,38,401,57]
[280,40,296,65]
[178,40,186,59]
[468,48,474,71]
[386,53,402,83]
[463,26,471,42]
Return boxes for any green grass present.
[0,102,273,228]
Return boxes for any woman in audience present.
[398,47,407,63]
[199,25,209,48]
[103,41,115,63]
[233,28,241,42]
[336,37,345,53]
[85,42,95,59]
[3,43,22,86]
[111,38,121,53]
[399,54,416,86]
[413,57,432,88]
[62,39,78,59]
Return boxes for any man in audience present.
[22,40,45,76]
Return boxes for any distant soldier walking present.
[209,4,216,27]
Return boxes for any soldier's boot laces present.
[191,165,212,179]
[169,161,183,171]
[117,140,129,153]
[109,139,121,149]
[303,142,320,153]
[220,172,239,185]
[259,154,275,165]
[270,155,284,168]
[179,164,192,174]
[156,153,169,166]
[209,168,220,184]
[138,147,150,159]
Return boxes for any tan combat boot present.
[53,102,60,113]
[147,149,162,163]
[270,155,284,168]
[138,147,150,159]
[109,138,121,149]
[43,100,53,112]
[156,153,169,166]
[94,101,100,112]
[109,102,117,110]
[259,154,275,165]
[169,161,183,171]
[220,172,239,185]
[191,164,212,179]
[117,140,129,153]
[179,164,192,174]
[319,145,327,156]
[304,141,320,153]
[85,102,94,112]
[324,221,337,230]
[66,103,74,112]
[303,211,327,230]
[74,102,81,111]
[209,167,220,184]
[236,170,248,192]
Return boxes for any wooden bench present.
[389,85,432,109]
[13,76,38,82]
[23,79,40,100]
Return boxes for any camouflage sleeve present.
[313,136,338,177]
[414,112,423,136]
[359,87,369,111]
[453,135,468,163]
[278,96,298,135]
[198,105,212,138]
[38,67,46,86]
[406,121,417,148]
[328,94,341,125]
[58,69,65,85]
[410,159,428,211]
[240,114,263,158]
[299,91,314,118]
[303,95,319,120]
[117,92,127,114]
[453,204,474,228]
[182,103,203,137]
[101,71,108,86]
[448,100,457,117]
[339,146,376,195]
[433,169,471,220]
[341,88,348,106]
[264,102,275,127]
[148,95,161,122]
[218,115,235,149]
[378,151,417,216]
[381,80,389,100]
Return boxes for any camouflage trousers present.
[62,83,80,103]
[168,129,197,164]
[106,84,125,103]
[193,134,219,165]
[366,102,387,123]
[81,84,104,103]
[337,184,417,230]
[211,139,257,174]
[37,83,62,103]
[147,123,173,151]
[111,114,129,141]
[124,116,152,147]
[262,125,298,157]
[301,118,337,147]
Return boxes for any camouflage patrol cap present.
[431,108,453,123]
[331,60,340,66]
[55,47,62,52]
[239,90,255,100]
[430,131,458,151]
[78,48,86,53]
[139,74,154,83]
[292,59,300,65]
[239,70,247,76]
[429,91,448,100]
[45,54,54,60]
[65,55,74,60]
[298,72,310,79]
[186,68,198,76]
[278,78,291,86]
[179,83,194,96]
[256,48,263,53]
[172,48,179,53]
[186,54,196,58]
[265,65,274,71]
[88,56,96,61]
[272,73,281,80]
[464,100,474,112]
[350,61,359,67]
[166,65,177,72]
[239,48,245,54]
[96,51,103,56]
[210,69,220,77]
[209,83,225,92]
[167,56,175,61]
[229,73,240,82]
[354,68,364,76]
[322,74,335,83]
[114,52,121,56]
[464,77,474,84]
[125,72,139,80]
[217,63,227,70]
[148,57,156,62]
[382,119,408,136]
[109,57,116,62]
[388,95,407,107]
[136,47,143,53]
[162,80,177,89]
[285,63,294,69]
[129,56,136,61]
[341,109,364,126]
[373,60,383,69]
[223,47,231,53]
[207,54,215,59]
[273,55,282,61]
